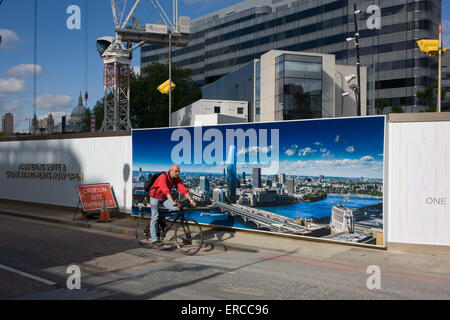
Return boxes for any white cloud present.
[6,64,44,78]
[299,147,317,156]
[237,145,273,157]
[284,144,298,156]
[346,145,355,153]
[313,141,323,146]
[0,29,20,50]
[34,93,72,111]
[320,148,327,153]
[0,78,26,96]
[285,149,296,156]
[360,155,374,161]
[321,150,333,158]
[277,158,383,178]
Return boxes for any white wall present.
[172,99,248,127]
[388,121,450,247]
[0,135,132,213]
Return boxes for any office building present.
[203,50,367,122]
[2,113,14,134]
[142,0,440,114]
[442,54,450,105]
[200,176,210,196]
[212,188,225,202]
[252,167,261,188]
[171,99,248,126]
[227,145,237,203]
[287,179,295,194]
[279,173,286,184]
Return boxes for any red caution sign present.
[76,184,118,212]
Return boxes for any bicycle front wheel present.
[135,217,151,248]
[174,218,203,255]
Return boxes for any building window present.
[276,54,322,120]
[214,106,221,113]
[237,107,244,114]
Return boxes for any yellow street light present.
[417,25,447,112]
[157,79,176,94]
[416,39,447,56]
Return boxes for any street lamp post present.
[438,25,443,112]
[353,4,361,116]
[345,5,362,116]
[168,30,172,127]
[416,26,447,112]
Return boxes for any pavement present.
[1,200,450,284]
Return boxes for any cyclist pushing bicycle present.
[148,164,197,248]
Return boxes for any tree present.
[130,62,201,128]
[375,98,389,115]
[90,98,105,131]
[390,106,404,113]
[416,85,445,112]
[81,108,91,132]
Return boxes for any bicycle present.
[135,202,203,256]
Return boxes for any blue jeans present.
[149,197,179,242]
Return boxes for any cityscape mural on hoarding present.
[132,116,386,246]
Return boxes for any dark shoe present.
[151,240,163,248]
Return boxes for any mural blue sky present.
[133,116,386,179]
[1,1,449,132]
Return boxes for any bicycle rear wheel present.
[174,218,203,255]
[135,217,151,247]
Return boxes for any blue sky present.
[133,116,386,178]
[0,0,244,132]
[1,0,449,132]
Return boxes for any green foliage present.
[375,98,388,115]
[416,85,445,112]
[443,100,450,112]
[89,98,105,131]
[89,63,200,130]
[81,108,92,132]
[303,193,327,202]
[130,62,201,128]
[390,106,404,113]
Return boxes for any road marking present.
[0,264,57,286]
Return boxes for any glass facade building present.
[227,145,237,203]
[141,0,441,113]
[203,50,366,121]
[276,54,322,120]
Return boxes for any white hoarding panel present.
[0,136,132,213]
[388,121,450,246]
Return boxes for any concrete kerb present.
[0,207,389,254]
[0,209,136,237]
[0,208,260,253]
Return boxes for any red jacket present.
[149,172,189,200]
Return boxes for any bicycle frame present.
[159,209,185,239]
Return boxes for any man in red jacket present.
[149,164,196,246]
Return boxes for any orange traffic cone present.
[98,198,112,222]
